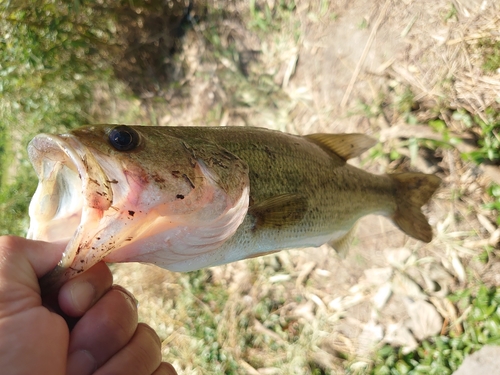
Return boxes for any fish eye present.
[108,125,139,151]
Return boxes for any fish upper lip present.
[28,133,114,215]
[28,134,84,182]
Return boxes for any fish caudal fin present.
[390,173,441,243]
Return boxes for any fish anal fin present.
[328,224,358,259]
[305,133,377,161]
[249,194,308,230]
[390,173,441,243]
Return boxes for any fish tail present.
[389,173,441,243]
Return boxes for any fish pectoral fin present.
[328,224,358,259]
[305,133,377,161]
[249,194,308,230]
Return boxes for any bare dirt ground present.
[103,1,500,373]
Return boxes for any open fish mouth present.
[27,133,120,288]
[28,134,107,241]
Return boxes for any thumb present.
[0,236,65,298]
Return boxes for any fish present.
[26,125,441,290]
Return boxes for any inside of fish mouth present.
[29,146,84,243]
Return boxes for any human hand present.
[0,236,177,375]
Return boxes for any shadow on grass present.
[109,0,196,96]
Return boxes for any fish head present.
[27,125,249,289]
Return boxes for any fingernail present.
[114,285,139,306]
[70,281,95,313]
[140,322,162,345]
[66,350,96,375]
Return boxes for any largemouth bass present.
[27,125,441,289]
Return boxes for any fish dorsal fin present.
[249,194,308,230]
[328,223,358,259]
[305,133,377,161]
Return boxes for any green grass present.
[486,184,500,223]
[371,286,500,375]
[179,270,240,374]
[478,39,500,73]
[0,0,116,234]
[455,109,500,164]
[249,0,296,32]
